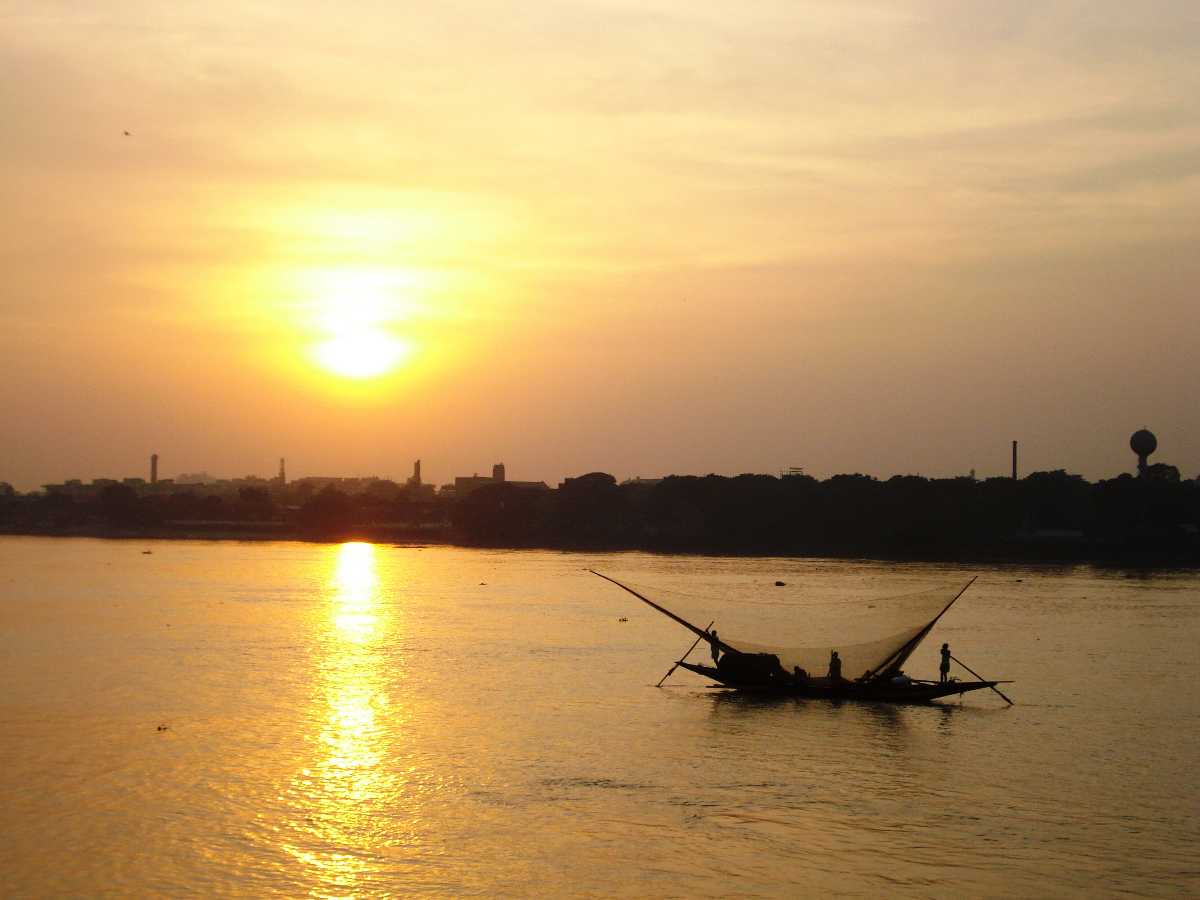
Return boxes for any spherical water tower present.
[1130,428,1157,477]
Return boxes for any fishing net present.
[609,576,969,681]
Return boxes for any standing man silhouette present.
[710,629,720,665]
[940,643,952,683]
[828,650,842,685]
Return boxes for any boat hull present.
[676,662,1000,703]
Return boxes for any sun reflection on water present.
[332,541,381,644]
[284,541,400,892]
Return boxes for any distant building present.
[176,472,217,486]
[401,460,435,500]
[454,474,495,496]
[559,473,616,490]
[292,476,381,495]
[507,480,550,492]
[231,476,272,487]
[454,462,548,498]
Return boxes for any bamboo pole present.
[864,576,977,681]
[951,654,1014,705]
[656,620,716,687]
[590,570,736,655]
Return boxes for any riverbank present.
[0,522,455,545]
[4,523,1197,566]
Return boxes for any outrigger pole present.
[951,654,1014,706]
[656,620,715,688]
[589,570,738,656]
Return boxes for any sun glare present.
[308,269,418,380]
[316,331,411,379]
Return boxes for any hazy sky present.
[3,1,1198,490]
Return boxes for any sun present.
[316,330,411,379]
[307,270,416,380]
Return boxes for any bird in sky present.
[123,130,131,136]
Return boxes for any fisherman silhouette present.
[940,643,951,683]
[710,629,720,665]
[828,650,842,684]
[792,665,808,687]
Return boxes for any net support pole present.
[865,576,978,681]
[589,570,737,656]
[656,620,715,688]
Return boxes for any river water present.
[1,537,1197,897]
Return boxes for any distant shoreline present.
[7,468,1197,567]
[3,524,1196,567]
[0,522,453,545]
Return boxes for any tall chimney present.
[278,458,286,486]
[413,459,422,485]
[150,454,158,485]
[1012,441,1018,480]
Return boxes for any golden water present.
[1,537,1197,896]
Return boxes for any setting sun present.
[306,269,419,380]
[315,331,411,379]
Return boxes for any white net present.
[610,576,968,681]
[734,622,931,681]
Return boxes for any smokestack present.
[150,454,158,485]
[278,458,286,486]
[413,459,421,485]
[1012,441,1018,480]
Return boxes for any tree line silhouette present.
[2,470,1196,562]
[453,470,1198,561]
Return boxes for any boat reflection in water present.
[284,542,400,895]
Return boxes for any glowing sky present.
[2,1,1198,490]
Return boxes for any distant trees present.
[298,486,356,533]
[1022,470,1091,531]
[449,470,1200,562]
[453,483,552,545]
[554,473,627,545]
[237,486,275,521]
[99,484,142,524]
[1,468,1196,562]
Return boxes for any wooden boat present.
[591,570,1012,705]
[673,661,1004,702]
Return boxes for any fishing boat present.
[591,571,1012,705]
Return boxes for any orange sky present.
[3,2,1198,490]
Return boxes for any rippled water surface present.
[1,537,1197,897]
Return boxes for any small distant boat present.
[591,571,1012,705]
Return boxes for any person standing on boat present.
[940,643,952,683]
[827,650,842,685]
[710,629,721,665]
